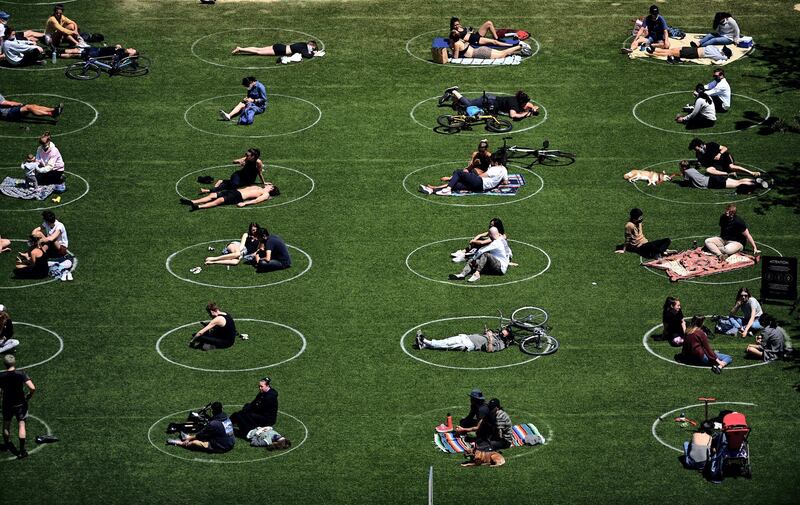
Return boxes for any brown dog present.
[623,169,672,186]
[461,445,506,467]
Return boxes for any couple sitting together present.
[449,218,513,283]
[14,210,74,281]
[420,142,509,196]
[447,17,531,60]
[677,139,768,191]
[202,222,291,274]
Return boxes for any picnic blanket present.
[450,174,526,196]
[628,33,753,65]
[0,177,55,200]
[434,423,543,453]
[642,248,757,282]
[432,36,525,65]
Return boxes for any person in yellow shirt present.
[45,4,84,48]
[615,208,673,259]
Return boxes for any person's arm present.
[257,160,266,186]
[455,419,481,434]
[48,16,75,36]
[0,99,23,107]
[476,239,504,256]
[699,332,718,360]
[742,228,759,254]
[729,300,742,317]
[681,98,704,122]
[232,156,245,166]
[39,226,62,246]
[253,83,267,106]
[469,232,490,247]
[508,108,534,120]
[194,315,226,337]
[486,332,495,353]
[740,308,758,338]
[238,233,248,251]
[714,145,728,160]
[25,379,35,401]
[729,18,741,43]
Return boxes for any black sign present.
[761,256,797,300]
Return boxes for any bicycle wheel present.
[117,55,150,77]
[486,118,513,133]
[537,150,576,167]
[437,114,465,130]
[511,306,548,329]
[519,334,559,356]
[65,62,100,80]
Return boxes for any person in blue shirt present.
[219,76,268,125]
[631,5,670,51]
[166,402,235,453]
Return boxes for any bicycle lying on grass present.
[496,136,575,168]
[435,92,513,134]
[502,306,560,356]
[65,54,151,80]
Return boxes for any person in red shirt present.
[678,316,732,374]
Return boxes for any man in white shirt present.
[32,210,69,257]
[704,68,731,112]
[433,154,509,196]
[449,236,512,282]
[1,29,43,66]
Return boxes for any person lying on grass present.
[231,40,321,58]
[204,222,261,267]
[181,183,280,211]
[678,161,764,191]
[438,86,539,120]
[422,152,508,196]
[198,148,266,194]
[449,17,512,48]
[449,225,512,282]
[0,93,62,123]
[449,33,526,60]
[189,302,237,351]
[625,44,732,64]
[246,426,292,451]
[59,44,139,65]
[413,325,515,352]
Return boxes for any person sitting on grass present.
[678,161,763,191]
[688,138,760,178]
[30,210,69,260]
[254,228,291,273]
[14,236,48,278]
[0,354,36,459]
[204,222,261,267]
[230,377,278,437]
[438,87,539,120]
[419,139,494,194]
[44,4,86,48]
[704,204,759,261]
[0,93,63,123]
[682,420,714,470]
[0,308,18,354]
[448,227,512,283]
[678,315,732,374]
[1,29,45,66]
[614,208,673,259]
[450,218,507,264]
[231,40,321,59]
[449,34,526,60]
[698,12,741,47]
[659,296,685,347]
[630,5,670,51]
[189,302,237,351]
[425,153,508,196]
[717,287,762,338]
[219,76,267,125]
[449,17,511,47]
[34,131,66,186]
[198,148,266,194]
[181,183,280,211]
[414,325,514,352]
[698,68,731,113]
[745,314,788,361]
[166,401,235,453]
[676,84,716,129]
[635,44,732,64]
[246,426,292,450]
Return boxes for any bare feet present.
[231,47,240,55]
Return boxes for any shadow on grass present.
[753,162,800,215]
[748,38,800,94]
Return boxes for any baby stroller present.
[707,412,752,481]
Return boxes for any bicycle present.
[436,92,513,134]
[496,136,575,168]
[500,306,560,356]
[65,54,151,80]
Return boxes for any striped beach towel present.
[434,422,543,453]
[451,174,526,196]
[449,55,523,66]
[0,176,55,201]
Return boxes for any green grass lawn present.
[1,1,799,503]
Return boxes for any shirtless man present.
[181,184,280,211]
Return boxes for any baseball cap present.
[0,12,11,21]
[469,389,484,400]
[649,5,659,15]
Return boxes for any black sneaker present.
[690,41,698,48]
[180,197,192,205]
[190,204,199,212]
[53,103,64,118]
[646,46,655,54]
[448,274,465,280]
[711,365,722,375]
[438,86,459,106]
[16,450,28,459]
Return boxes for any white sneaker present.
[65,271,73,281]
[60,271,68,282]
[467,272,481,282]
[435,187,452,196]
[190,266,202,274]
[419,185,433,195]
[219,110,231,121]
[451,251,466,263]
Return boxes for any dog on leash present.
[624,169,672,186]
[460,444,506,467]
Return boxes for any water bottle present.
[51,51,57,64]
[692,240,698,249]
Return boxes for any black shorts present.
[708,175,727,189]
[468,33,481,45]
[218,189,244,206]
[2,402,28,422]
[680,46,699,59]
[272,43,288,55]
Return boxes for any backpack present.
[668,26,686,40]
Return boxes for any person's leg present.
[447,171,483,192]
[422,335,474,351]
[474,254,503,275]
[711,95,726,113]
[0,339,20,353]
[685,117,715,130]
[715,352,732,367]
[197,196,226,209]
[476,36,512,47]
[637,238,671,259]
[745,344,763,358]
[17,419,26,456]
[721,240,743,256]
[477,20,499,39]
[704,236,725,256]
[232,46,278,56]
[184,439,211,451]
[489,438,511,451]
[492,46,522,58]
[189,193,217,205]
[2,419,12,451]
[699,35,733,47]
[20,104,56,117]
[256,259,288,273]
[228,102,246,118]
[698,33,717,46]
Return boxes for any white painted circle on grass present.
[0,94,98,139]
[174,164,315,209]
[183,94,322,139]
[406,237,551,288]
[639,236,781,285]
[147,407,308,463]
[404,29,540,67]
[629,159,770,205]
[642,319,769,370]
[1,415,52,461]
[410,92,548,135]
[166,239,312,289]
[0,168,90,212]
[0,239,78,289]
[632,91,770,135]
[402,161,544,207]
[13,322,64,370]
[156,319,307,372]
[652,401,756,452]
[191,28,325,70]
[400,316,544,370]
